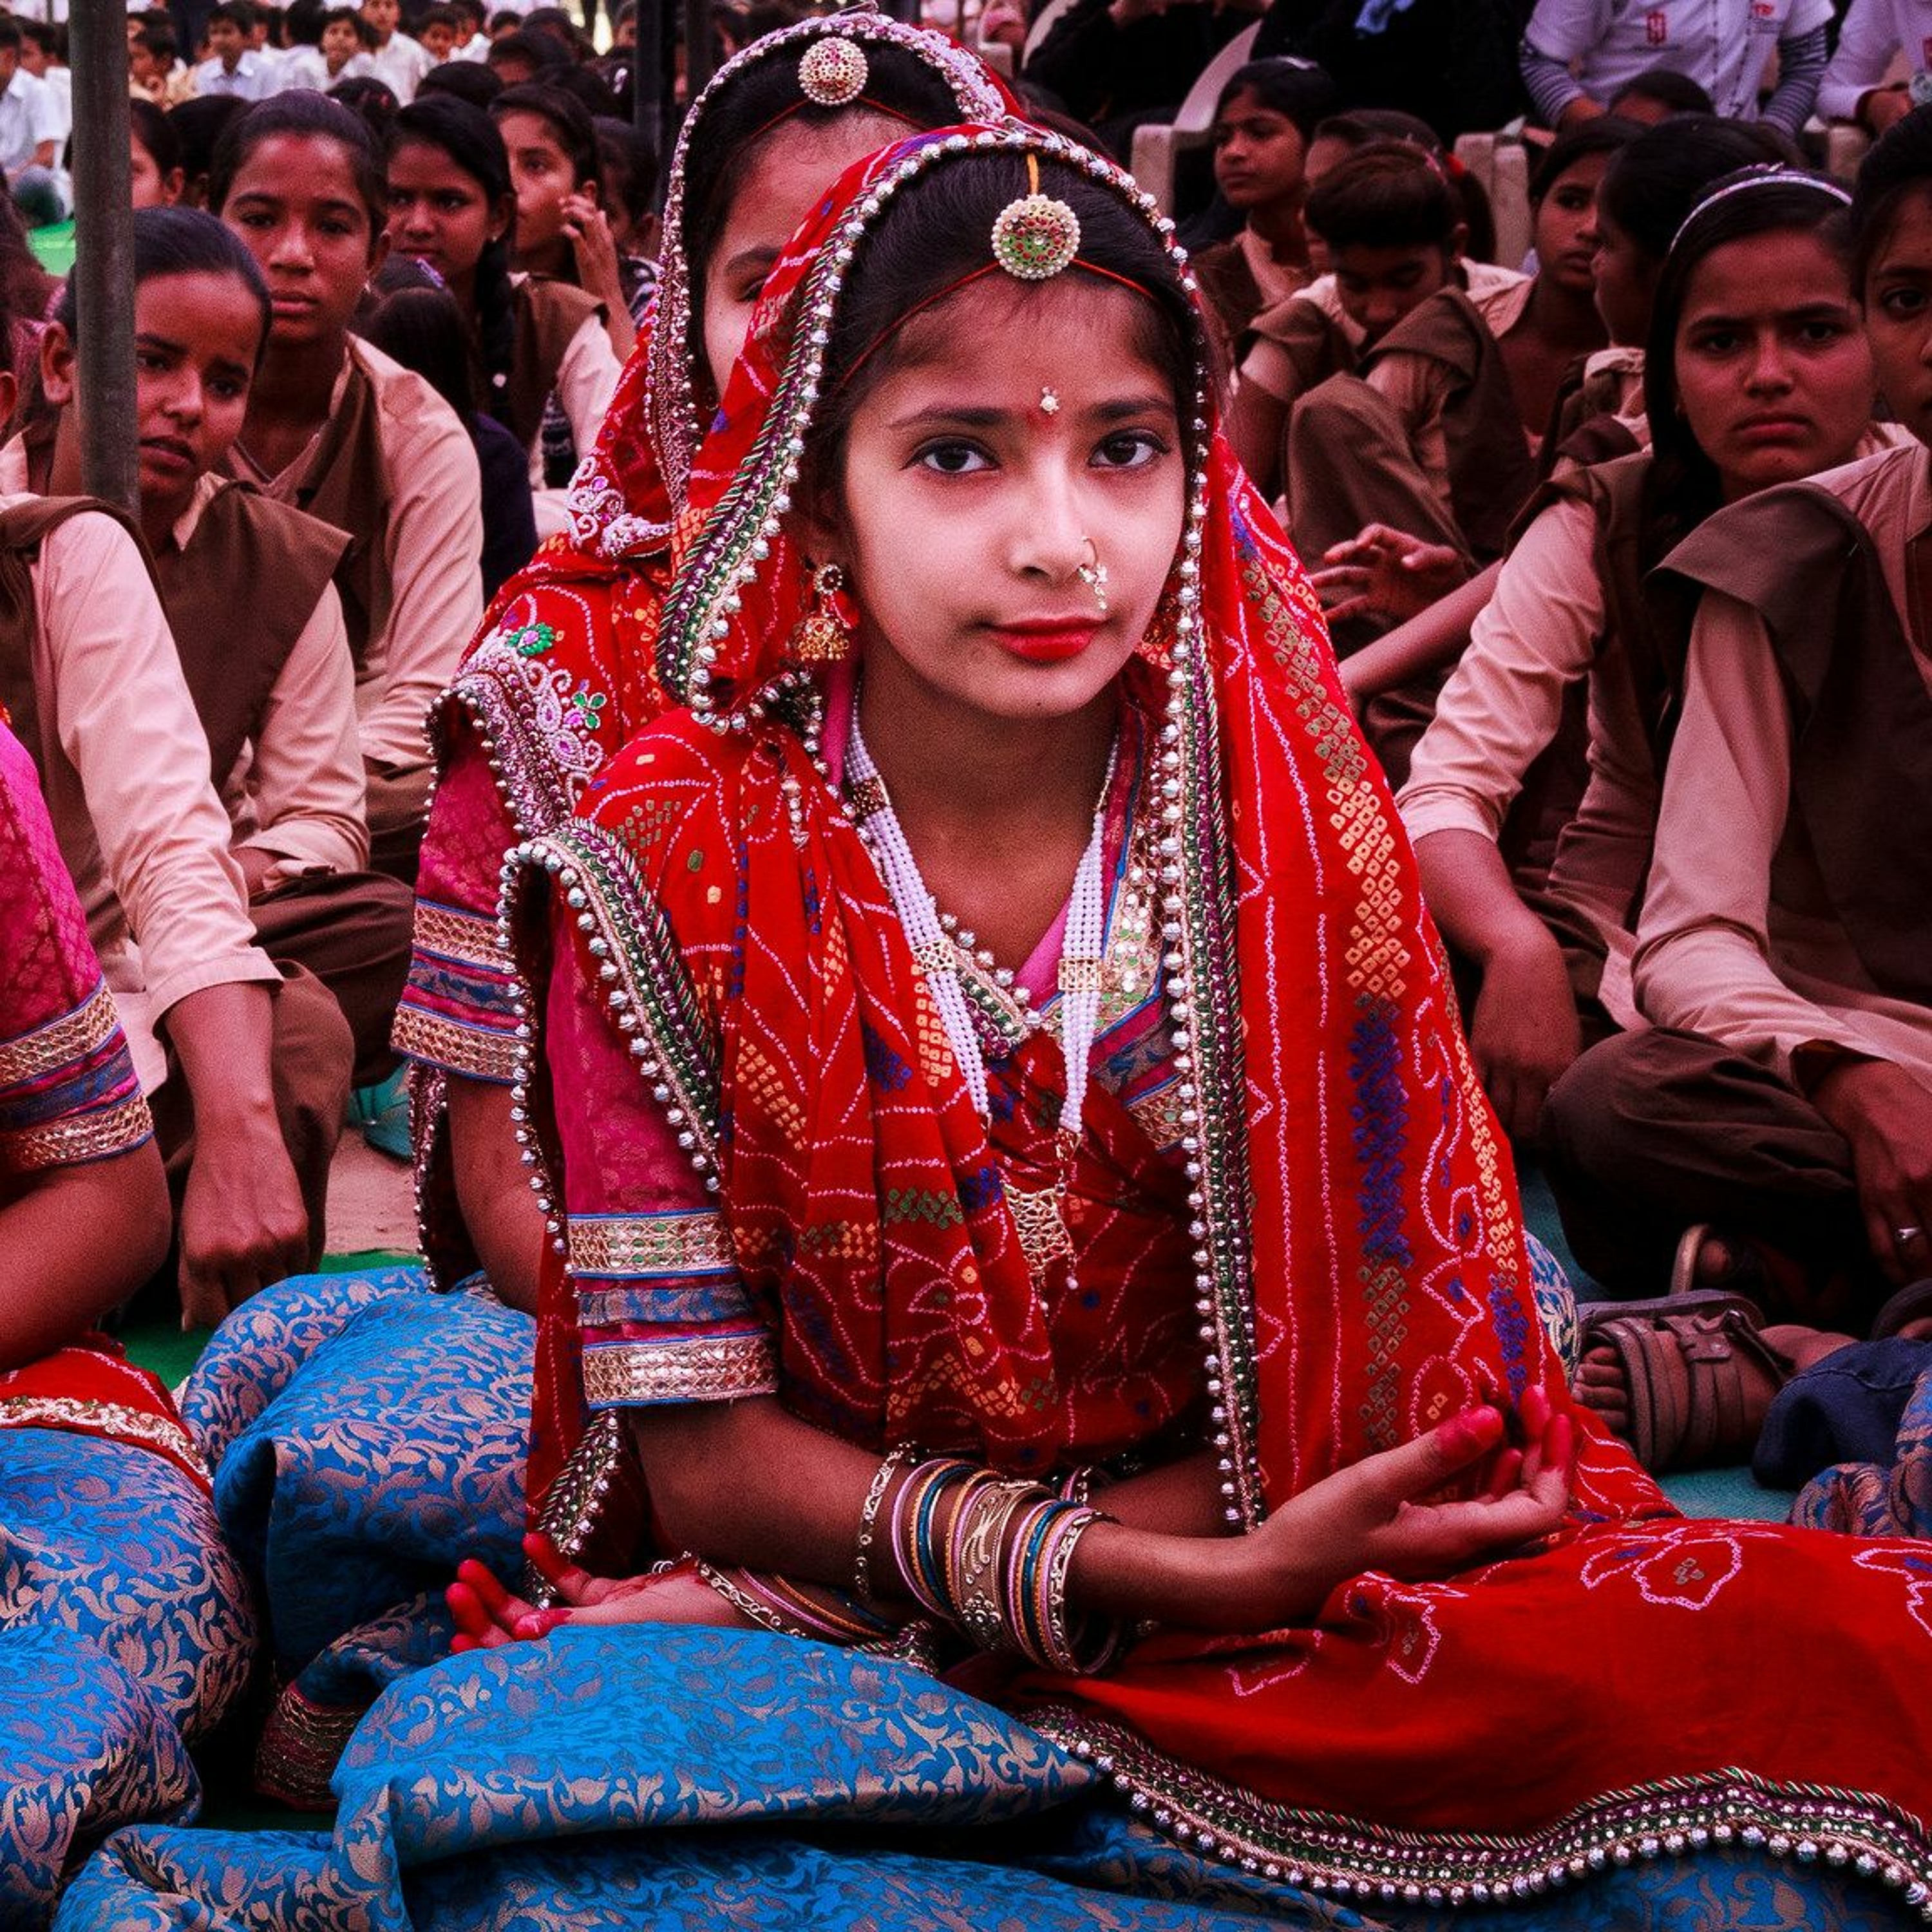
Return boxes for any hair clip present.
[799,35,867,107]
[1667,164,1852,255]
[993,152,1081,281]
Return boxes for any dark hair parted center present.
[801,149,1209,504]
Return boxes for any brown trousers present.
[251,867,416,1088]
[365,759,435,886]
[1540,1027,1877,1322]
[1285,377,1464,789]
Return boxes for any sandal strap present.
[1581,1296,1790,1473]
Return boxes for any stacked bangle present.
[860,1452,1126,1675]
[695,1562,901,1648]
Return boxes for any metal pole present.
[634,0,665,203]
[682,0,712,100]
[67,0,138,514]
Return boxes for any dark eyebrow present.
[1685,301,1853,328]
[227,189,363,219]
[719,245,778,285]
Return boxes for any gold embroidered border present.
[0,1394,208,1484]
[1126,1074,1189,1153]
[392,1007,521,1083]
[569,1211,733,1276]
[411,900,507,971]
[531,1408,633,1580]
[1028,1708,1932,1908]
[582,1332,777,1406]
[0,981,122,1088]
[0,1094,154,1173]
[254,1678,365,1812]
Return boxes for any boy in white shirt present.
[360,0,431,102]
[1519,0,1832,137]
[194,0,280,100]
[0,18,66,222]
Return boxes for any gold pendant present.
[1007,1179,1074,1284]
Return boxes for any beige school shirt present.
[1635,439,1932,1089]
[0,493,275,1093]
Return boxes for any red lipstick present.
[992,618,1101,664]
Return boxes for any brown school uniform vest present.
[1657,484,1932,1008]
[1360,284,1539,564]
[493,276,602,460]
[1541,359,1643,478]
[151,482,348,793]
[1488,450,1676,902]
[1253,292,1357,404]
[0,495,151,786]
[1191,240,1273,375]
[285,346,393,670]
[1527,448,1693,775]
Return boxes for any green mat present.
[27,218,73,276]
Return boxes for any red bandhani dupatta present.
[518,127,1932,1903]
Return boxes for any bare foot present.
[1574,1346,1631,1438]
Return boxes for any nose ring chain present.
[1077,537,1109,618]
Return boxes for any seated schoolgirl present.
[1227,110,1507,495]
[1187,57,1335,374]
[1543,115,1932,1459]
[384,93,622,538]
[209,90,485,882]
[1401,169,1885,1159]
[0,720,255,1917]
[129,98,184,210]
[357,261,538,600]
[491,82,634,361]
[1311,118,1804,774]
[17,207,416,1123]
[591,112,659,327]
[0,312,336,1329]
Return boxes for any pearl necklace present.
[845,713,1115,1153]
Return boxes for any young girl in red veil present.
[63,113,1932,1932]
[417,122,1932,1924]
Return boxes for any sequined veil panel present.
[494,122,1932,1911]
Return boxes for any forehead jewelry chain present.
[797,33,867,106]
[992,153,1081,282]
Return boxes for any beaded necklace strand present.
[846,704,1115,1284]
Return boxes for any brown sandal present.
[1576,1292,1793,1473]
